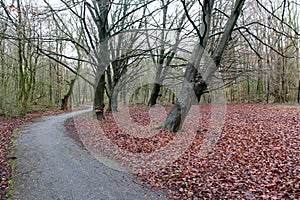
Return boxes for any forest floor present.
[65,104,300,199]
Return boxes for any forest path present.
[12,109,166,200]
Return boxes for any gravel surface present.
[12,109,167,200]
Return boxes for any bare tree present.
[146,0,192,107]
[0,0,45,113]
[163,0,245,132]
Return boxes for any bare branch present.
[256,0,300,36]
[180,0,202,39]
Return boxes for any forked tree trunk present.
[89,0,109,119]
[106,58,128,112]
[148,51,177,107]
[163,0,245,132]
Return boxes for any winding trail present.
[12,109,167,200]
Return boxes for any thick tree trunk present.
[162,43,207,132]
[162,0,210,131]
[111,88,118,112]
[61,97,68,111]
[163,75,207,131]
[94,73,106,120]
[147,1,166,107]
[106,65,113,112]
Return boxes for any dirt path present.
[12,109,167,200]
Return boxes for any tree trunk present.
[162,43,207,132]
[121,84,126,105]
[266,79,270,103]
[162,0,212,131]
[107,86,119,112]
[163,0,244,132]
[94,73,106,120]
[163,70,207,131]
[61,78,76,110]
[297,80,300,103]
[106,65,113,112]
[85,0,109,118]
[111,88,119,112]
[148,83,161,107]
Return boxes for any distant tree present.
[0,0,44,114]
[146,0,192,107]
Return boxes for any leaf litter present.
[65,104,299,199]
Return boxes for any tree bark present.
[163,44,207,132]
[163,79,207,131]
[94,73,106,120]
[297,80,300,103]
[106,65,113,112]
[111,88,119,112]
[106,84,119,112]
[148,83,161,107]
